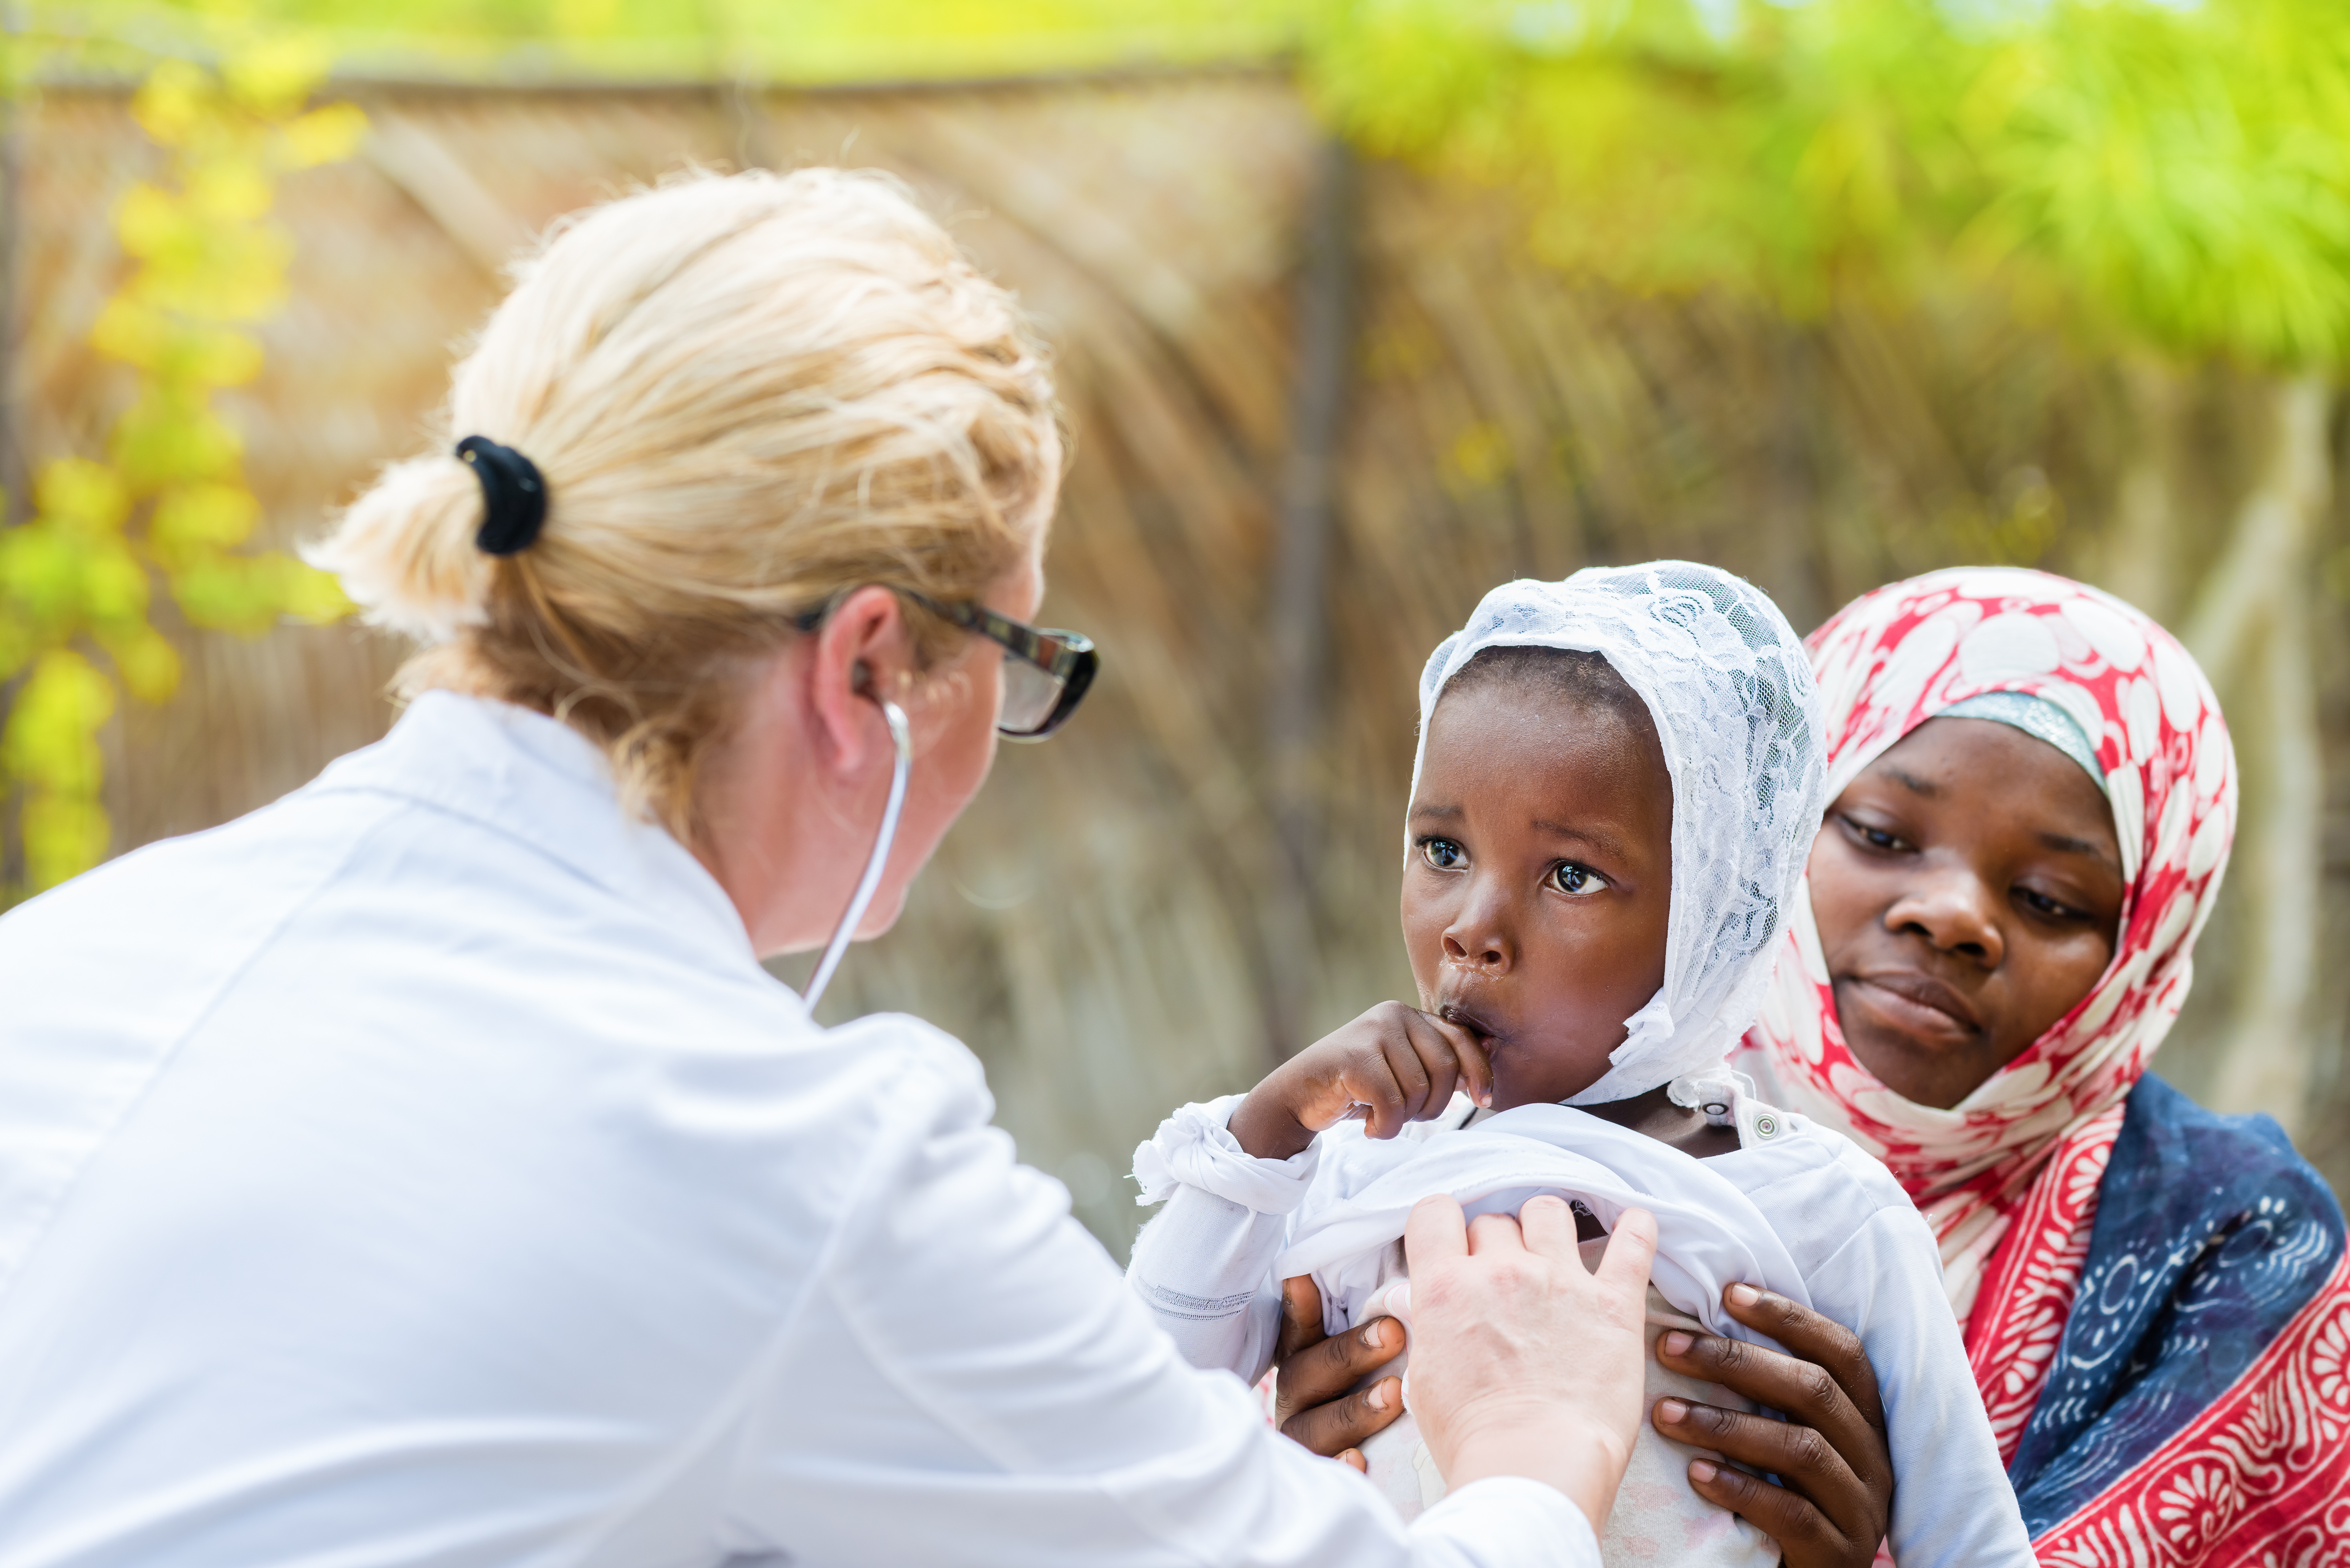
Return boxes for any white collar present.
[309,691,754,960]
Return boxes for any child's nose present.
[1440,924,1511,971]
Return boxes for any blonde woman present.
[0,170,1657,1567]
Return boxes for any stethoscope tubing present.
[801,697,912,1014]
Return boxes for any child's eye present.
[1419,837,1467,871]
[1549,862,1609,896]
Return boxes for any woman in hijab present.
[1730,567,2349,1564]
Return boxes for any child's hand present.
[1228,1002,1491,1160]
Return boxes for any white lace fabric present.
[1410,563,1828,1104]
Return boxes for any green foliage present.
[1964,0,2350,363]
[1303,0,2350,364]
[0,38,363,901]
[51,0,1308,84]
[1304,0,1978,313]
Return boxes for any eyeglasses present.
[794,589,1098,741]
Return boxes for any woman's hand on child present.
[1228,1002,1492,1160]
[1650,1284,1894,1568]
[1269,1275,1405,1470]
[1405,1193,1659,1535]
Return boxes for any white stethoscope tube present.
[801,697,912,1014]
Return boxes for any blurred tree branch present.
[0,27,362,901]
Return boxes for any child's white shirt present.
[1126,1090,2034,1568]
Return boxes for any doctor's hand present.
[1650,1285,1893,1568]
[1228,1003,1490,1161]
[1408,1194,1658,1534]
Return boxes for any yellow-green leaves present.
[2,651,117,893]
[1969,0,2350,365]
[0,43,361,902]
[115,0,1306,85]
[1306,0,2350,361]
[279,101,366,168]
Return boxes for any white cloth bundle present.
[1131,1095,1323,1214]
[1271,1103,1812,1344]
[1410,563,1827,1104]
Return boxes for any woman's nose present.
[1884,866,2005,967]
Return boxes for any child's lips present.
[1437,1002,1504,1106]
[1436,1001,1502,1048]
[1435,1000,1485,1035]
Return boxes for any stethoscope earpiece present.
[801,689,913,1013]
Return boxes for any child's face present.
[1402,679,1674,1111]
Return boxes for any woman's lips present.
[1844,970,1981,1040]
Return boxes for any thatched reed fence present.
[10,72,2346,1251]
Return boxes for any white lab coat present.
[0,692,1598,1568]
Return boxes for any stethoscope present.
[800,686,913,1014]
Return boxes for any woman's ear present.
[807,587,915,778]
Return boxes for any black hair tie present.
[455,435,547,556]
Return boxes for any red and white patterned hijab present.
[1734,567,2237,1327]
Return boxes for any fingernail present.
[1727,1283,1761,1308]
[1656,1398,1687,1425]
[1690,1460,1718,1483]
[1367,1380,1393,1412]
[1363,1321,1390,1349]
[1661,1331,1693,1358]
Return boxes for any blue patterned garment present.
[2007,1072,2346,1538]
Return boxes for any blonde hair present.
[312,167,1062,842]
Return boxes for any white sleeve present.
[727,1040,1603,1568]
[1127,1185,1291,1383]
[1807,1209,2036,1568]
[1125,1094,1321,1383]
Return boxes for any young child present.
[1126,564,2033,1567]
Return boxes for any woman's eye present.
[1420,838,1466,871]
[1845,815,1908,852]
[1550,862,1609,896]
[2018,886,2085,921]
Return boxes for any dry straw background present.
[15,73,2348,1252]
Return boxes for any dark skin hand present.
[1650,1284,1893,1568]
[1808,716,2124,1107]
[1268,1276,1405,1469]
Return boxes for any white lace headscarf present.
[1410,563,1828,1105]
